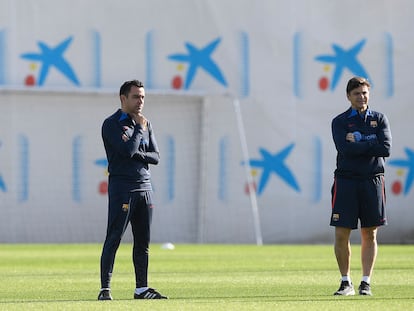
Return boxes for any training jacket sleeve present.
[364,113,392,158]
[102,117,143,158]
[331,117,373,156]
[132,121,160,165]
[331,113,391,158]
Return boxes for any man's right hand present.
[346,132,356,142]
[131,113,147,130]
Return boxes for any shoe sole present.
[334,290,355,296]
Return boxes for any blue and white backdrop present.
[0,0,412,243]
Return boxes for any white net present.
[0,90,258,243]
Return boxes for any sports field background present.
[1,243,413,310]
[0,3,413,310]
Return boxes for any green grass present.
[0,244,413,310]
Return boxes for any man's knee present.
[361,227,377,242]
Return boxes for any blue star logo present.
[168,37,227,89]
[95,158,108,168]
[246,144,300,195]
[0,141,6,192]
[315,39,371,90]
[388,147,414,195]
[0,175,5,192]
[21,36,80,86]
[0,161,5,192]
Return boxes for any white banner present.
[0,0,413,243]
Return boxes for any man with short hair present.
[330,76,392,296]
[98,80,167,300]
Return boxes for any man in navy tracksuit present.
[331,77,391,297]
[98,80,167,300]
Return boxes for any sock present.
[135,287,149,295]
[362,276,370,284]
[341,275,351,283]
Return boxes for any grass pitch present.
[0,243,413,310]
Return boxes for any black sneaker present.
[358,281,372,296]
[134,288,168,299]
[334,280,355,296]
[98,289,113,300]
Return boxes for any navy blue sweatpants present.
[100,188,153,289]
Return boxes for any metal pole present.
[232,98,263,245]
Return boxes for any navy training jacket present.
[102,109,159,191]
[331,107,392,179]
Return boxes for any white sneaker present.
[334,281,355,296]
